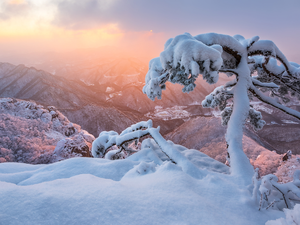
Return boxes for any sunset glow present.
[0,0,299,64]
[8,0,28,5]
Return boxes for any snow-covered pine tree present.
[143,33,300,185]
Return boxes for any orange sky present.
[0,0,166,63]
[0,0,300,64]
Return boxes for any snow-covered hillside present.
[0,98,94,164]
[0,62,144,136]
[0,62,228,136]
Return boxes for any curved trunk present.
[226,55,254,185]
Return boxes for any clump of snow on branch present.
[248,108,266,131]
[247,149,300,212]
[143,33,223,101]
[142,57,165,100]
[202,85,233,110]
[220,107,233,126]
[92,120,153,159]
[161,33,223,85]
[258,171,300,211]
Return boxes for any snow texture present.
[0,154,283,225]
[266,204,300,225]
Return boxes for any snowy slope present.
[0,151,283,225]
[0,98,95,164]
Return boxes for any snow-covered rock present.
[0,98,95,164]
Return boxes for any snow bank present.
[0,156,283,225]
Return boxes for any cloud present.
[52,0,117,30]
[51,0,300,36]
[8,0,28,5]
[0,0,30,20]
[49,0,300,62]
[0,0,299,63]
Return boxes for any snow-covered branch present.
[248,40,300,78]
[259,171,300,210]
[261,57,300,96]
[202,86,234,111]
[194,33,244,68]
[251,78,279,89]
[249,85,300,120]
[92,120,153,158]
[143,33,224,100]
[92,120,207,179]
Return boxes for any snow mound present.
[0,98,95,164]
[0,156,283,225]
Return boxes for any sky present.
[0,0,300,64]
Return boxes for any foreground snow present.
[0,155,283,225]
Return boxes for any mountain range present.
[1,58,300,161]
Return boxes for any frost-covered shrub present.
[253,151,282,177]
[275,155,300,183]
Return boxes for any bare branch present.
[266,200,276,210]
[272,184,289,209]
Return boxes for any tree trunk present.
[226,55,254,185]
